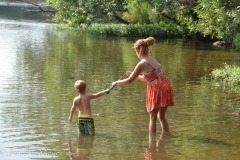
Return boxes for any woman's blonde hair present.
[133,37,155,58]
[74,80,86,93]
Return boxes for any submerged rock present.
[213,40,226,47]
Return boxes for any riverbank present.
[1,1,183,38]
[56,22,184,38]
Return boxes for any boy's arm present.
[68,98,77,122]
[90,89,109,98]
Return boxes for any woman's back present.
[141,56,162,74]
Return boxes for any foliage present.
[193,0,240,42]
[122,0,158,24]
[210,63,240,85]
[233,33,240,50]
[46,0,240,42]
[79,23,183,37]
[142,0,240,42]
[46,0,126,26]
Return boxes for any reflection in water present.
[68,135,94,160]
[0,2,50,21]
[145,133,172,160]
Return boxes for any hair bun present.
[145,37,155,46]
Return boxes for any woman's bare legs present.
[149,108,159,133]
[157,106,169,133]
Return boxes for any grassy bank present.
[56,22,183,38]
[210,63,240,85]
[210,63,240,94]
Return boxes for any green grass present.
[54,22,183,38]
[210,63,240,85]
[210,63,240,94]
[80,23,183,38]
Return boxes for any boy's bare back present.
[74,93,93,116]
[68,80,109,122]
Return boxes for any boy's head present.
[74,80,87,93]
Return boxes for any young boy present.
[68,80,109,136]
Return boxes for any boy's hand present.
[106,89,111,94]
[68,117,72,122]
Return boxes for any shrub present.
[233,33,240,50]
[80,23,183,38]
[210,63,240,85]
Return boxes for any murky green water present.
[1,3,240,160]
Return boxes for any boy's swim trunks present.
[78,115,95,136]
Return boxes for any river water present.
[0,2,240,160]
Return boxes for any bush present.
[233,33,240,50]
[210,63,240,85]
[80,23,183,38]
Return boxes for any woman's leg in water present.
[149,108,159,133]
[157,106,169,133]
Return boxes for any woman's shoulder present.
[140,58,158,66]
[135,60,146,68]
[150,57,160,63]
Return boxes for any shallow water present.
[1,3,240,160]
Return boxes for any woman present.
[111,37,174,133]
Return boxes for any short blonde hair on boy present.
[74,80,86,93]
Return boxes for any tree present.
[123,0,240,42]
[45,0,240,42]
[46,0,127,26]
[193,0,240,42]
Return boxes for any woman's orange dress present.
[143,62,174,112]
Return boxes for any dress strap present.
[144,61,155,70]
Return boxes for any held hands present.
[111,71,131,88]
[108,71,131,94]
[106,81,117,94]
[106,89,111,94]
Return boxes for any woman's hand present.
[126,71,132,77]
[111,81,118,88]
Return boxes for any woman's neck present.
[141,56,149,60]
